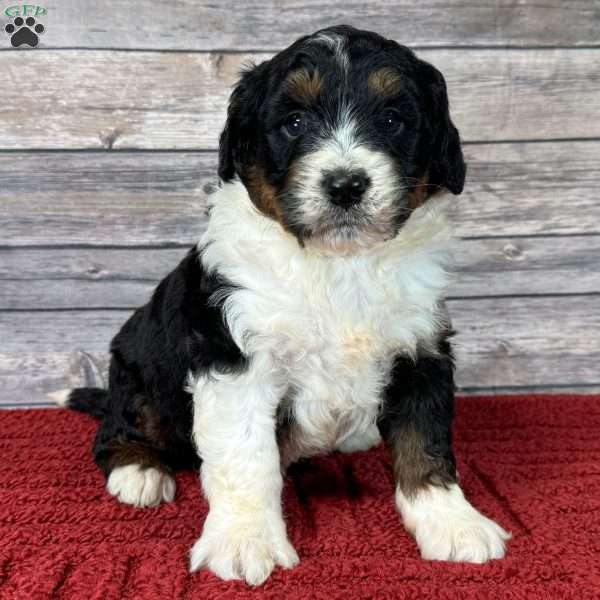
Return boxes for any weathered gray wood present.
[3,142,600,247]
[459,386,600,396]
[0,280,157,310]
[1,297,598,398]
[0,352,109,405]
[0,248,182,281]
[0,152,213,246]
[2,235,600,309]
[2,49,600,149]
[457,141,600,237]
[0,3,597,407]
[452,236,600,298]
[0,247,179,310]
[23,1,600,50]
[452,296,600,388]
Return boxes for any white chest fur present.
[196,181,455,460]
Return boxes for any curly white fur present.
[188,180,460,583]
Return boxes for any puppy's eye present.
[382,109,405,135]
[283,113,307,137]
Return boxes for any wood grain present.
[0,152,212,246]
[2,141,600,247]
[2,49,600,149]
[2,235,600,309]
[1,296,598,402]
[22,1,600,50]
[1,2,598,405]
[452,236,600,297]
[0,352,109,405]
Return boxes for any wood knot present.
[502,243,523,261]
[99,128,122,150]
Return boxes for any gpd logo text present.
[4,4,46,17]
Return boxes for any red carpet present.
[1,395,599,599]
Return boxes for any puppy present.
[56,25,510,585]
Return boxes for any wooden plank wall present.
[1,1,599,407]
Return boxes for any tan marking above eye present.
[368,67,402,97]
[285,68,323,106]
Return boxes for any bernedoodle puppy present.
[54,25,510,586]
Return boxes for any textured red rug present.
[1,395,599,599]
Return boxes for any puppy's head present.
[219,25,465,252]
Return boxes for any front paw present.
[398,484,511,564]
[189,510,299,586]
[415,506,510,563]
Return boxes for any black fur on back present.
[67,246,245,475]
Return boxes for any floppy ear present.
[218,61,269,182]
[418,61,466,195]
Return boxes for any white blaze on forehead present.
[328,109,359,155]
[312,32,349,71]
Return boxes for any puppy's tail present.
[48,387,109,419]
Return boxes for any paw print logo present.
[5,16,45,48]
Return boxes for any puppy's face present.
[219,25,466,252]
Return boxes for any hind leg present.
[93,401,178,508]
[106,464,175,508]
[93,356,195,508]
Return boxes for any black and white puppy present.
[56,25,510,585]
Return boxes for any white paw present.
[189,510,299,586]
[106,464,176,508]
[397,483,510,564]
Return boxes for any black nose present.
[323,170,370,208]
